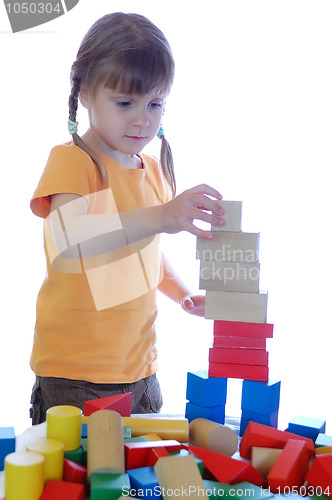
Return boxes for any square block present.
[197,232,260,263]
[185,401,225,424]
[214,321,274,338]
[211,200,242,232]
[288,417,326,442]
[209,362,269,382]
[213,336,266,349]
[186,370,227,408]
[199,261,260,293]
[205,291,268,323]
[240,409,279,437]
[90,472,130,500]
[0,427,15,471]
[209,347,268,366]
[316,433,332,448]
[241,379,281,414]
[127,466,160,499]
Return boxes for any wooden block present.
[209,347,268,366]
[200,261,260,292]
[288,416,326,442]
[205,290,268,323]
[306,454,332,497]
[26,437,64,482]
[240,410,279,437]
[124,440,181,470]
[189,445,265,487]
[63,458,87,485]
[89,472,130,499]
[5,451,45,500]
[209,362,269,381]
[87,409,125,477]
[241,379,281,414]
[127,466,159,498]
[214,321,274,338]
[211,200,242,232]
[143,433,163,441]
[197,232,260,262]
[315,446,332,455]
[186,370,227,408]
[39,480,85,500]
[239,421,315,460]
[84,392,132,417]
[122,417,189,443]
[251,446,283,478]
[213,336,266,349]
[268,439,309,493]
[189,418,238,456]
[146,447,170,466]
[154,454,208,498]
[0,427,15,471]
[185,401,225,424]
[316,433,332,448]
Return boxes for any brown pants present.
[30,374,163,425]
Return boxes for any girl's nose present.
[132,108,149,127]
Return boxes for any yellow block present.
[315,446,332,455]
[5,451,45,500]
[46,405,82,451]
[27,438,64,482]
[143,433,162,441]
[123,417,189,443]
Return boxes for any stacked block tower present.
[186,200,281,434]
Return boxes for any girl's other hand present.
[159,184,225,239]
[181,295,205,317]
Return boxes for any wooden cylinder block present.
[87,409,125,477]
[5,451,45,500]
[26,438,64,482]
[122,417,189,443]
[189,418,238,456]
[46,405,82,451]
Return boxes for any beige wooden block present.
[205,290,268,323]
[196,232,259,263]
[189,418,238,456]
[154,454,208,498]
[251,446,282,478]
[199,261,260,292]
[212,200,242,232]
[87,409,125,477]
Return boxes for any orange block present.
[268,439,309,493]
[240,422,315,460]
[83,392,132,416]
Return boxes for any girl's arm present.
[50,184,225,259]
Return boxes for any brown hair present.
[68,12,176,195]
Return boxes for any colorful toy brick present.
[241,380,281,414]
[5,451,45,500]
[288,416,326,442]
[84,392,132,417]
[316,433,332,448]
[240,422,315,460]
[189,444,265,487]
[197,231,260,263]
[127,466,160,499]
[268,439,309,493]
[124,440,181,470]
[305,454,332,497]
[213,336,266,349]
[186,370,227,408]
[189,418,238,456]
[205,290,268,323]
[90,472,131,500]
[209,362,269,381]
[39,480,86,500]
[185,401,225,424]
[209,347,268,365]
[213,321,274,338]
[240,409,278,436]
[63,458,87,485]
[251,446,282,478]
[146,447,170,466]
[0,427,15,471]
[26,437,64,482]
[122,417,189,443]
[46,405,82,452]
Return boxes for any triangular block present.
[84,392,132,417]
[306,454,332,497]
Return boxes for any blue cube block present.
[288,416,326,442]
[0,427,15,471]
[185,401,225,424]
[240,409,278,437]
[241,379,281,414]
[127,466,160,499]
[186,370,227,408]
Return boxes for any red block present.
[268,439,309,493]
[306,454,332,498]
[214,321,274,338]
[39,480,85,500]
[63,458,87,485]
[146,446,170,466]
[125,440,182,469]
[189,444,265,487]
[240,422,315,460]
[84,392,132,417]
[209,362,269,381]
[213,336,266,349]
[209,347,268,365]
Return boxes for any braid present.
[160,136,176,197]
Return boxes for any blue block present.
[241,379,281,414]
[0,427,15,471]
[185,401,225,424]
[81,423,87,438]
[127,466,160,499]
[316,433,332,448]
[288,416,326,442]
[240,409,278,437]
[186,370,227,408]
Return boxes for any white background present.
[0,0,331,434]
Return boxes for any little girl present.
[29,12,225,424]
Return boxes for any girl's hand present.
[159,184,225,239]
[181,295,205,317]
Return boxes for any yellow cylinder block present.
[122,417,189,443]
[26,438,64,482]
[5,451,45,500]
[46,405,82,451]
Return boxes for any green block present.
[81,437,88,466]
[64,446,83,464]
[123,426,131,439]
[123,436,149,443]
[90,472,130,500]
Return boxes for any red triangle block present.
[306,454,332,498]
[268,439,309,493]
[40,480,85,500]
[189,444,265,487]
[240,422,315,460]
[83,392,132,417]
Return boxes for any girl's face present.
[80,83,168,156]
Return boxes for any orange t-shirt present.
[30,142,170,383]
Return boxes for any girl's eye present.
[149,102,162,109]
[117,101,132,108]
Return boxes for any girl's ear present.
[79,82,90,109]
